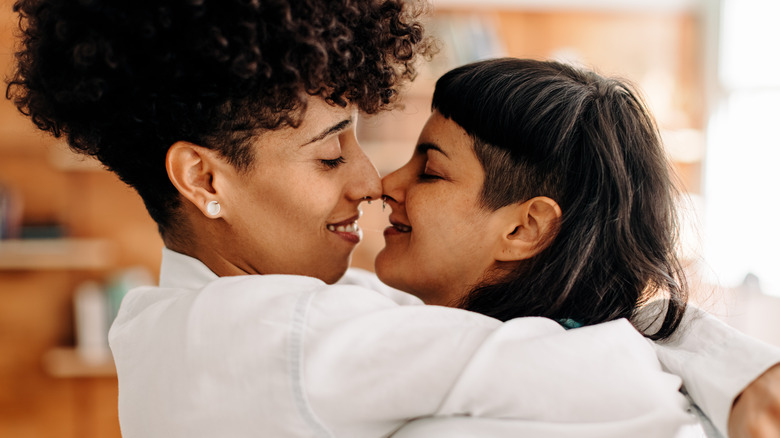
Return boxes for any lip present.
[384,216,412,237]
[327,214,363,244]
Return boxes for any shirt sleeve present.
[646,304,780,436]
[302,285,691,438]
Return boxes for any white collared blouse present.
[108,248,780,437]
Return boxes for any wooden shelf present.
[0,238,115,270]
[42,347,116,378]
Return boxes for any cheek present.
[408,190,479,245]
[263,173,342,219]
[404,196,467,269]
[411,198,492,266]
[406,186,446,226]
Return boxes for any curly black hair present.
[8,0,434,234]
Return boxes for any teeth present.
[327,222,358,233]
[394,224,412,232]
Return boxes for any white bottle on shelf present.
[73,280,111,364]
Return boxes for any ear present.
[166,141,225,218]
[494,196,562,262]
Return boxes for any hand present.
[729,363,780,438]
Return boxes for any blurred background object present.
[701,0,780,301]
[0,0,777,436]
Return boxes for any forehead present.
[266,97,356,146]
[419,111,476,158]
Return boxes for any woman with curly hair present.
[7,1,780,437]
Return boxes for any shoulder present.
[337,267,425,306]
[115,273,455,331]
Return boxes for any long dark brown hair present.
[433,58,687,340]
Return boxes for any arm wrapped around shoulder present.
[641,301,780,437]
[423,318,693,438]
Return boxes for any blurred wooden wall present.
[0,1,161,436]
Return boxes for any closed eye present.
[418,172,443,181]
[418,158,444,181]
[321,156,346,169]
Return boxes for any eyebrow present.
[300,118,352,147]
[415,142,450,158]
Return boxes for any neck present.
[163,214,250,278]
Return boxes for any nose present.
[346,143,382,203]
[380,163,409,206]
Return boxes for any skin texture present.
[730,364,780,438]
[376,111,560,305]
[166,97,381,284]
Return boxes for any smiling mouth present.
[385,219,412,235]
[327,221,359,233]
[326,217,362,244]
[392,223,411,232]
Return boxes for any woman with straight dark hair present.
[378,58,779,436]
[379,58,686,338]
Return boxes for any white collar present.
[159,247,219,289]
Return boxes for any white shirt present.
[108,248,780,437]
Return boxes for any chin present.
[374,268,396,290]
[319,260,351,285]
[373,251,396,286]
[375,267,457,307]
[375,264,418,300]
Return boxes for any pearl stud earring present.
[206,200,221,216]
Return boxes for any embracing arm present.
[729,363,780,438]
[304,284,690,437]
[643,305,780,437]
[347,269,780,436]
